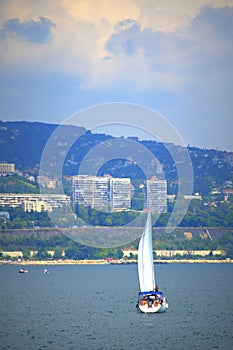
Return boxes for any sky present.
[0,0,233,151]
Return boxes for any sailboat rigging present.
[136,212,168,313]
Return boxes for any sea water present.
[0,263,232,350]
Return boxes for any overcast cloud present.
[0,0,232,151]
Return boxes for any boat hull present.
[137,302,168,313]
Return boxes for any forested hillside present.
[0,120,232,193]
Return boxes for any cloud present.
[0,3,232,95]
[0,16,55,43]
[104,5,233,90]
[0,1,233,150]
[188,8,233,84]
[104,18,190,91]
[134,0,233,32]
[191,5,233,38]
[0,2,232,95]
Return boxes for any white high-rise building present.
[72,175,110,210]
[146,177,167,213]
[110,177,131,210]
[72,175,131,211]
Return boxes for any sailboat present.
[136,212,168,313]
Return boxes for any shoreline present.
[1,258,232,266]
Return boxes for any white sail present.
[137,212,155,292]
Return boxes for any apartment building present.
[110,177,131,210]
[72,175,110,210]
[146,177,167,213]
[0,193,70,211]
[24,200,52,212]
[0,162,15,176]
[72,175,131,211]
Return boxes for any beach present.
[1,258,232,266]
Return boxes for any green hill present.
[0,174,38,193]
[0,120,232,194]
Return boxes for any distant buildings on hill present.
[72,175,167,213]
[0,172,169,213]
[0,194,70,212]
[0,164,168,213]
[72,175,132,211]
[0,162,15,176]
[146,177,167,213]
[37,175,60,189]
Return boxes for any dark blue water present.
[0,263,232,350]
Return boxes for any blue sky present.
[0,0,233,151]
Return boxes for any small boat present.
[18,268,28,273]
[43,269,49,274]
[136,212,168,313]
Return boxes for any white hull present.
[138,301,168,313]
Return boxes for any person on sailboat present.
[155,286,166,306]
[148,297,154,308]
[154,285,163,304]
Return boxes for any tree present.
[22,248,31,260]
[64,245,81,260]
[116,248,124,259]
[53,247,63,259]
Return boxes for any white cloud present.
[0,0,233,151]
[0,0,232,93]
[135,0,233,32]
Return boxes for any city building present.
[72,175,132,211]
[184,193,202,200]
[24,200,52,212]
[37,175,59,189]
[146,176,167,212]
[0,162,15,176]
[72,175,110,210]
[110,177,131,210]
[0,193,70,211]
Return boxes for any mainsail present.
[137,212,155,292]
